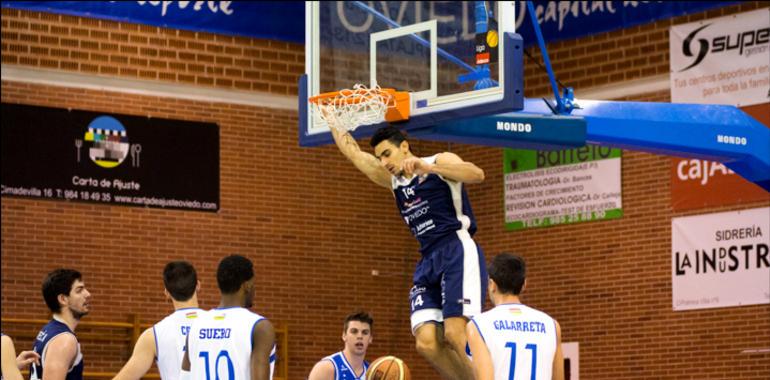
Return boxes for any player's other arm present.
[307,359,335,380]
[2,335,39,380]
[403,152,484,184]
[328,126,392,189]
[112,328,156,380]
[466,321,493,380]
[251,319,276,380]
[41,334,78,380]
[552,320,565,380]
[180,335,190,373]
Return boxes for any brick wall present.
[2,2,769,380]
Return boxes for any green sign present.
[504,145,623,230]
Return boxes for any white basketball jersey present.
[188,307,275,380]
[471,303,557,380]
[154,308,205,380]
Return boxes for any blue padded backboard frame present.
[422,98,770,191]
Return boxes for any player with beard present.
[30,269,91,380]
[307,312,373,380]
[182,254,276,380]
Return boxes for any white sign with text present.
[672,207,770,311]
[670,8,770,107]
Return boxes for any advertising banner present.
[1,103,220,212]
[503,145,622,230]
[0,1,305,43]
[670,8,769,107]
[1,1,733,46]
[672,207,770,311]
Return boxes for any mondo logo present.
[717,134,748,146]
[496,121,532,133]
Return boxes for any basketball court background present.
[2,2,769,379]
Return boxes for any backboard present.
[299,1,524,146]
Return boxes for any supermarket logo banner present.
[672,207,770,311]
[503,145,622,230]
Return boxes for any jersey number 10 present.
[199,350,234,380]
[505,342,538,380]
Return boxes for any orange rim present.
[308,88,396,105]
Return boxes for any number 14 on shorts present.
[410,295,424,311]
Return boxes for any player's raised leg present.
[413,322,470,380]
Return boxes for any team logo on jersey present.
[35,330,48,342]
[507,308,522,315]
[213,314,226,320]
[403,197,422,209]
[83,116,131,168]
[185,311,198,319]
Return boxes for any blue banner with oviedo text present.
[515,1,737,46]
[1,1,735,45]
[0,1,306,43]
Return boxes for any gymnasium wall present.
[2,2,768,380]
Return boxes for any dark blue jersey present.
[392,155,477,254]
[30,319,83,380]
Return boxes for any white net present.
[311,84,395,132]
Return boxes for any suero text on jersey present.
[198,328,231,339]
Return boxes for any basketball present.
[366,356,411,380]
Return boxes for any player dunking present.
[329,124,487,380]
[113,261,205,380]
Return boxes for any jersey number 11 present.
[505,342,538,380]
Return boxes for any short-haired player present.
[113,261,205,380]
[467,254,564,380]
[308,311,374,380]
[182,254,276,380]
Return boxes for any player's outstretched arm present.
[250,319,276,380]
[402,152,484,184]
[112,328,156,380]
[552,320,565,380]
[41,334,78,380]
[328,124,391,189]
[466,320,493,380]
[307,359,335,380]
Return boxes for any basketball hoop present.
[309,84,410,132]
